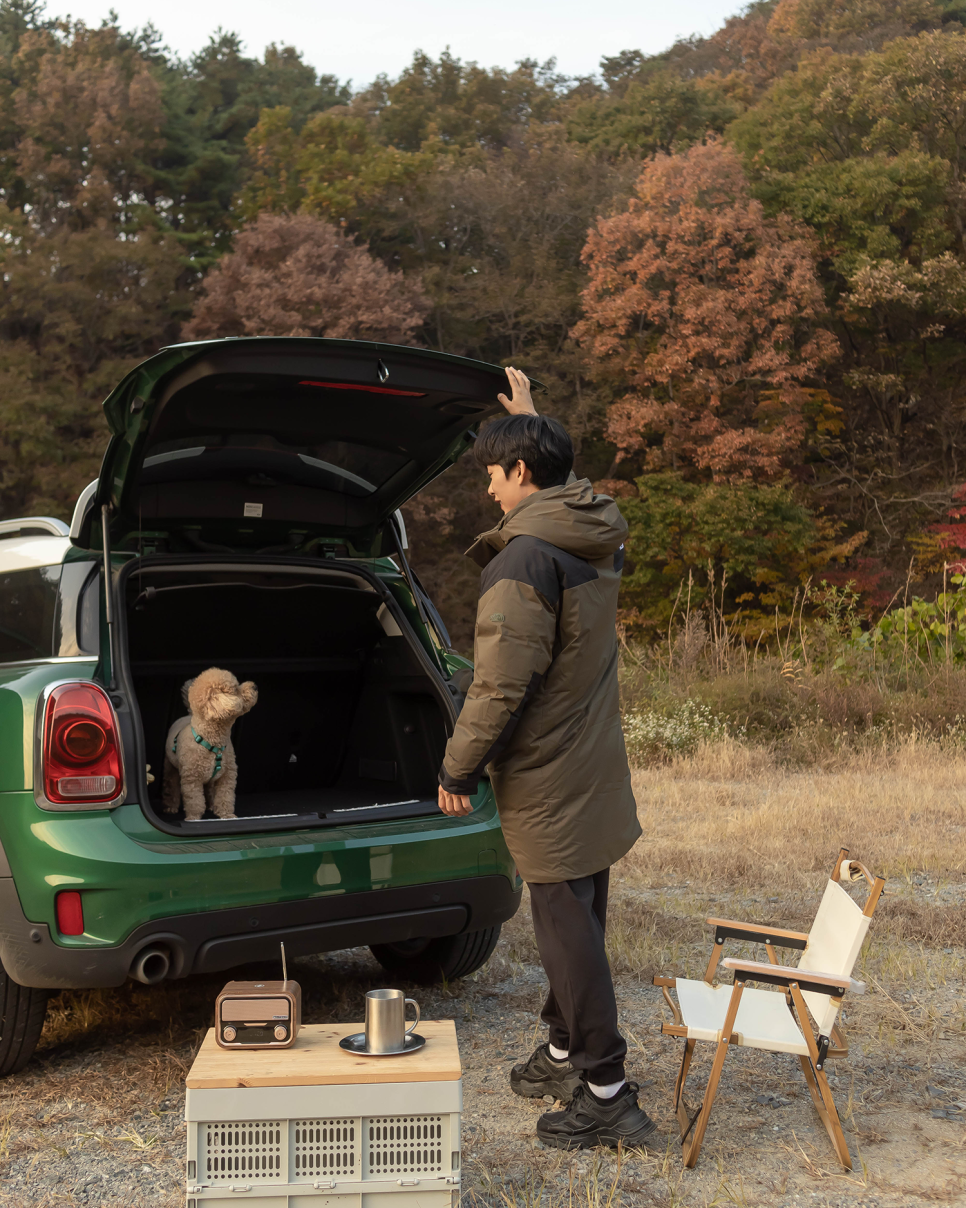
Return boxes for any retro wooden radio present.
[214,942,301,1049]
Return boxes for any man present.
[437,368,662,1151]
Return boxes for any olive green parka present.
[439,479,641,883]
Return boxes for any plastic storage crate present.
[184,1021,461,1207]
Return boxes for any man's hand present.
[438,785,474,816]
[498,366,537,416]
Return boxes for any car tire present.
[369,925,502,985]
[0,959,48,1077]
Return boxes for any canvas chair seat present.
[675,978,810,1055]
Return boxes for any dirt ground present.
[1,748,964,1207]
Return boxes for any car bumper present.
[0,873,521,989]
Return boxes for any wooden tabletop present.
[186,1020,461,1088]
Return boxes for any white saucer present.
[338,1032,426,1057]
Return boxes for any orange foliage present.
[768,0,943,45]
[574,139,839,481]
[696,3,791,100]
[183,212,429,342]
[11,26,165,232]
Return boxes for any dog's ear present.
[239,681,258,711]
[181,678,195,710]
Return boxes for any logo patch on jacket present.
[489,612,505,623]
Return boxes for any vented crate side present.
[186,1108,460,1203]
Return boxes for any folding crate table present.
[185,1020,462,1208]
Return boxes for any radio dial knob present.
[274,1025,287,1040]
[223,1026,237,1042]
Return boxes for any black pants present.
[528,868,626,1085]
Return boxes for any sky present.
[55,0,747,86]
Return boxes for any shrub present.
[623,697,728,764]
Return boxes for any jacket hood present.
[466,478,628,568]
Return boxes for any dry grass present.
[622,734,966,889]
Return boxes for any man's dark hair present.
[473,414,574,488]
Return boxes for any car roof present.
[0,535,72,572]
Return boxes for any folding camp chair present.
[653,847,885,1169]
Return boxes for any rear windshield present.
[0,566,61,662]
[142,435,409,496]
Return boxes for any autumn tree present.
[0,206,186,517]
[182,211,428,341]
[767,0,946,49]
[731,27,966,548]
[575,139,839,482]
[3,21,165,231]
[586,1,792,115]
[0,15,188,519]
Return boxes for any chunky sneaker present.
[510,1043,583,1103]
[536,1082,665,1151]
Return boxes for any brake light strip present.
[298,380,426,397]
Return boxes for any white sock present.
[548,1044,569,1062]
[588,1079,625,1099]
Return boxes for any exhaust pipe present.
[130,945,171,985]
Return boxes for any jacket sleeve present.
[439,573,557,796]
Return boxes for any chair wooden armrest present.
[706,917,809,948]
[721,957,865,996]
[703,917,810,980]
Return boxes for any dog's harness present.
[172,727,226,777]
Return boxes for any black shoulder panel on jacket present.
[480,535,598,605]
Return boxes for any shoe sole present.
[536,1124,663,1152]
[511,1078,579,1102]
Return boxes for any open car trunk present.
[80,338,542,557]
[122,560,455,832]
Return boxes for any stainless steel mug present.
[365,988,420,1053]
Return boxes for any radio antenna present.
[280,941,288,990]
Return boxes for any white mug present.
[365,988,420,1053]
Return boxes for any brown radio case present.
[215,979,302,1049]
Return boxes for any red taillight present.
[56,890,84,935]
[42,682,122,805]
[57,719,108,763]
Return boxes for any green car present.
[0,337,522,1076]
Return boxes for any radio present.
[215,943,301,1049]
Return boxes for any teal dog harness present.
[172,726,226,777]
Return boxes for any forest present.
[4,0,966,648]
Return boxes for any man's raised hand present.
[498,366,537,416]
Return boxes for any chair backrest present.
[797,879,871,1035]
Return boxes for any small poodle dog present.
[162,668,257,821]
